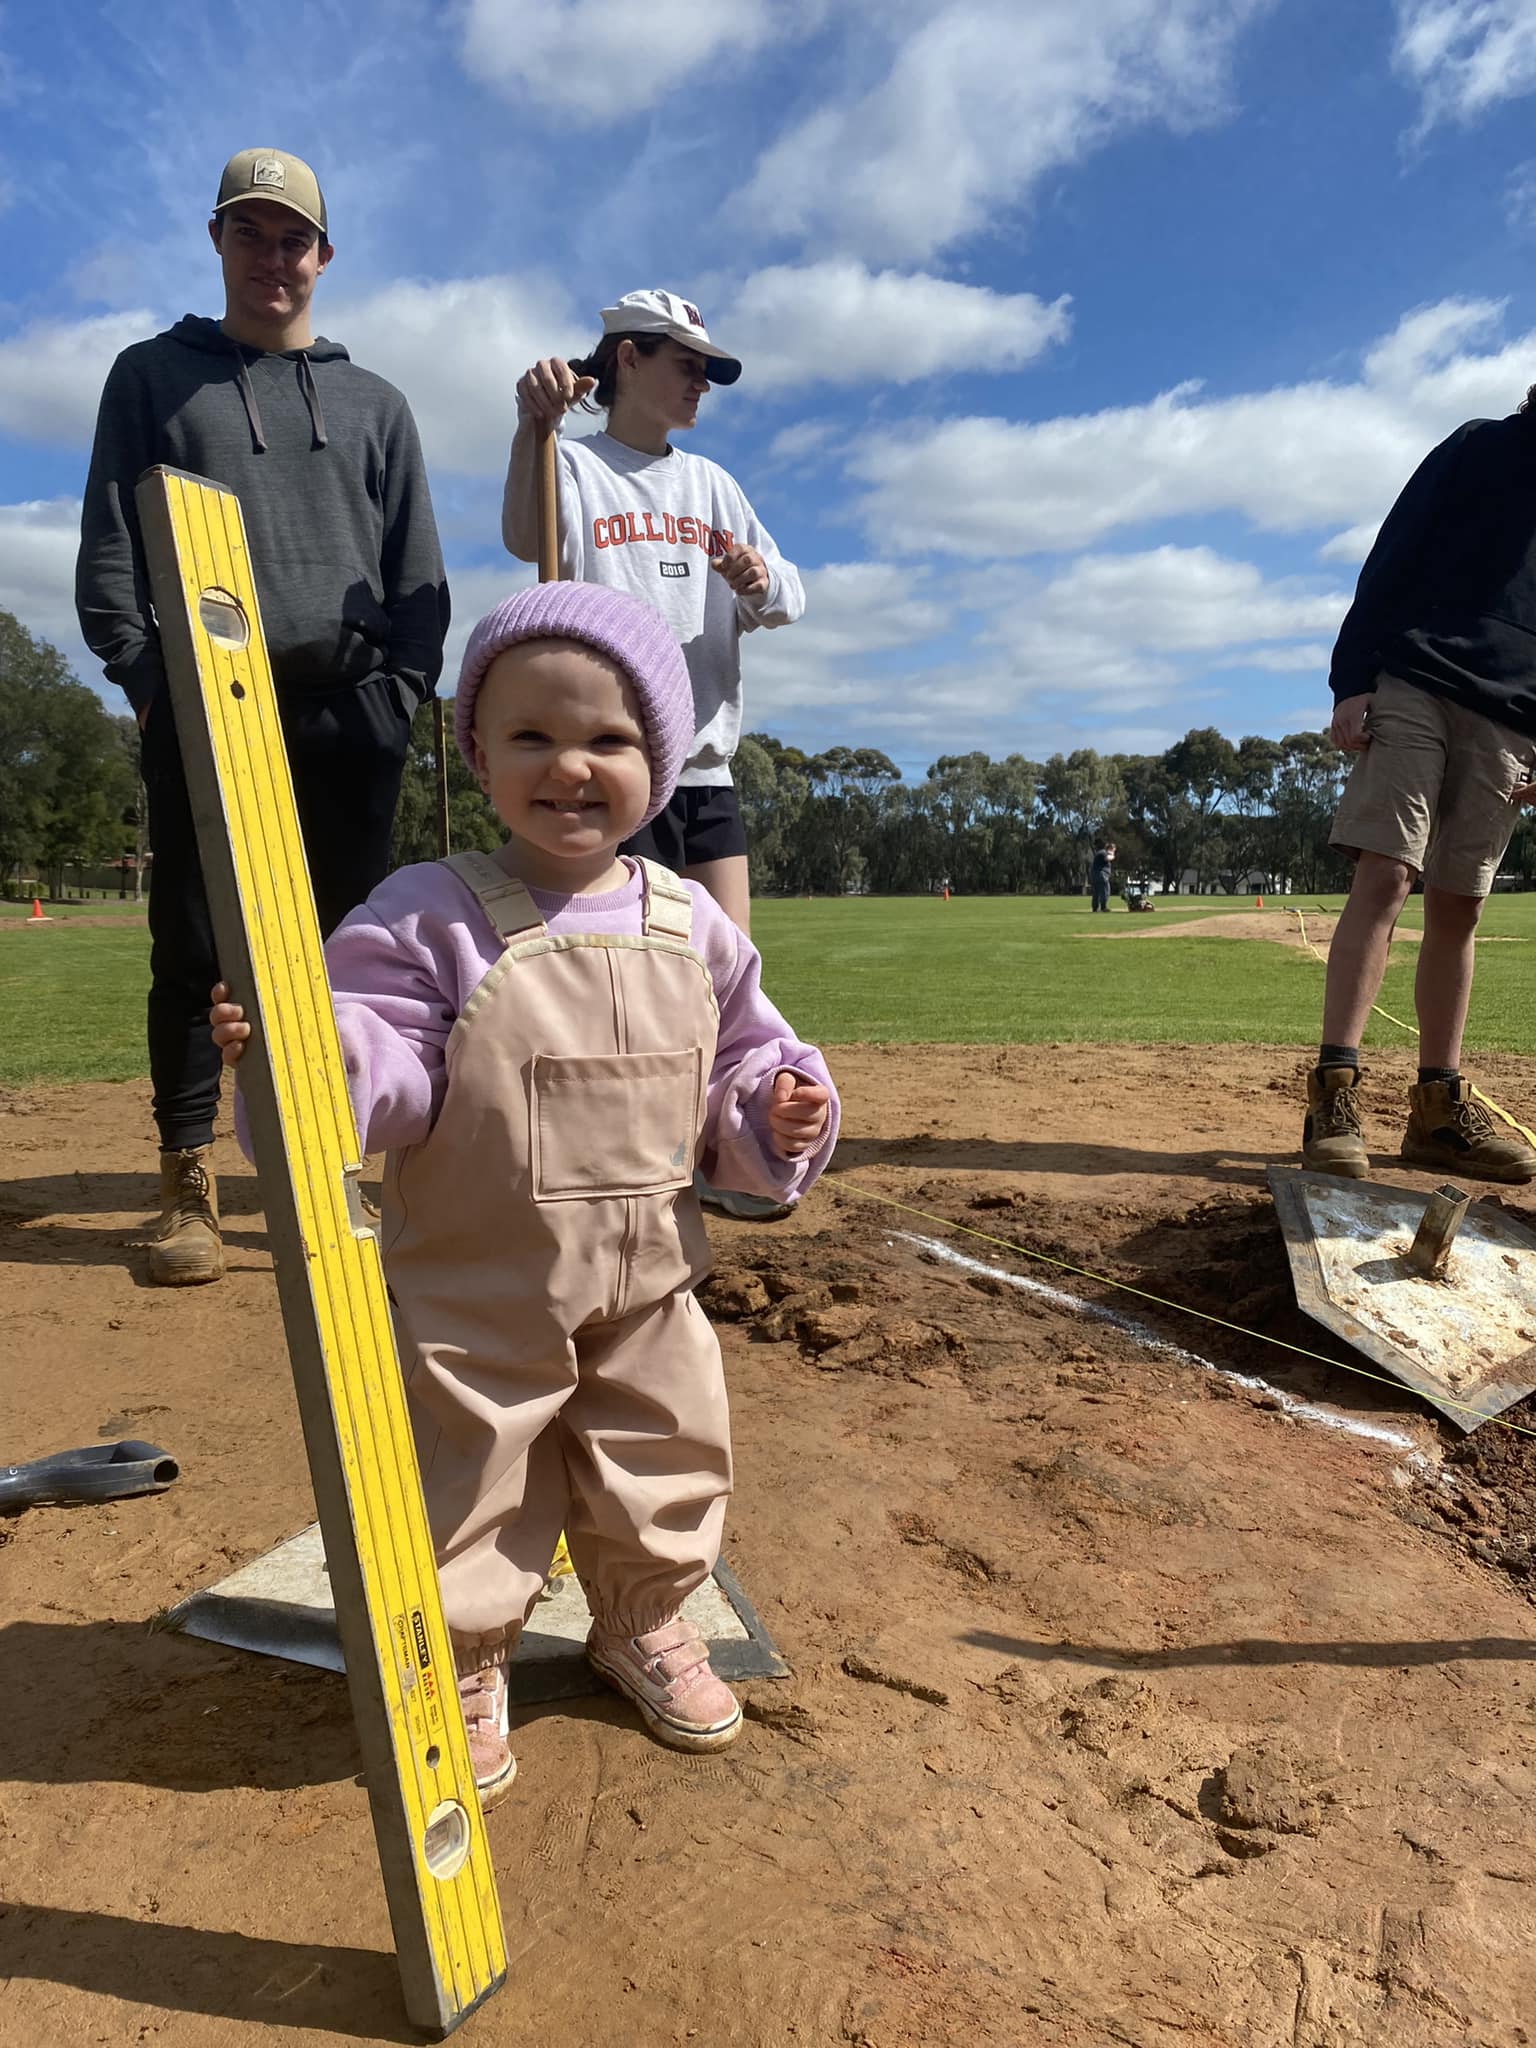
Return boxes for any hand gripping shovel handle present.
[538,422,560,584]
[0,1440,180,1510]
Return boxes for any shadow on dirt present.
[0,1171,279,1275]
[964,1627,1536,1667]
[827,1138,1272,1185]
[0,1170,269,1218]
[0,1902,416,2043]
[0,1619,360,1790]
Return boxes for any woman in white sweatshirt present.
[502,289,805,937]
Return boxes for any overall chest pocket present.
[529,1047,703,1200]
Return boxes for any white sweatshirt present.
[502,425,805,785]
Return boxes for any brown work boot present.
[147,1145,223,1285]
[1301,1066,1368,1177]
[1400,1078,1536,1184]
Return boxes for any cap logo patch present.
[251,157,286,190]
[682,301,703,328]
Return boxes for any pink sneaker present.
[457,1663,516,1805]
[587,1615,743,1752]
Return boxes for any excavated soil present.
[3,1045,1536,2048]
[1080,909,1427,951]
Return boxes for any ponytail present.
[570,332,665,412]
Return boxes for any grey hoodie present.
[76,315,448,716]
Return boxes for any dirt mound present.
[1083,908,1425,950]
[5,1049,1536,2046]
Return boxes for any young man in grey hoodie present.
[76,147,449,1286]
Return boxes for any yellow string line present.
[831,1177,1536,1442]
[1289,909,1536,1150]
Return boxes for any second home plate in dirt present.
[1268,1168,1536,1432]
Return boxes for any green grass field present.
[3,890,1535,1087]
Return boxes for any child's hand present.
[209,982,251,1067]
[712,544,770,601]
[768,1071,829,1158]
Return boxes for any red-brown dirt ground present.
[3,1045,1536,2048]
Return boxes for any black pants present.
[1090,879,1110,911]
[142,676,413,1152]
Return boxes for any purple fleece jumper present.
[239,857,838,1199]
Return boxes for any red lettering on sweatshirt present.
[587,508,736,556]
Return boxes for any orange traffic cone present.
[942,885,950,902]
[1254,894,1263,910]
[25,898,51,924]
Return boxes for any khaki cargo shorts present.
[1330,674,1536,897]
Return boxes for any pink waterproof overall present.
[379,852,732,1668]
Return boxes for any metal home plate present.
[1268,1169,1536,1432]
[168,1522,787,1700]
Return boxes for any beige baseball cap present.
[213,149,328,237]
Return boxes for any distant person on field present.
[75,148,448,1286]
[1300,392,1536,1182]
[1090,838,1115,913]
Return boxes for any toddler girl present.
[213,581,837,1801]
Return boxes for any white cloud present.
[737,546,1336,761]
[1394,0,1536,129]
[329,274,589,476]
[849,298,1533,555]
[440,559,536,688]
[723,261,1070,389]
[1505,157,1536,233]
[0,498,95,684]
[459,0,782,121]
[747,561,953,717]
[766,420,843,466]
[1238,644,1334,673]
[0,311,153,446]
[1016,546,1347,654]
[737,0,1268,264]
[1318,521,1380,563]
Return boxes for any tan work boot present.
[147,1145,224,1284]
[1401,1078,1536,1184]
[1301,1066,1369,1177]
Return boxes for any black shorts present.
[621,784,747,869]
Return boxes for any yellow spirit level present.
[136,466,507,2037]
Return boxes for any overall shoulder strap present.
[637,857,693,942]
[441,852,546,944]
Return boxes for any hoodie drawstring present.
[230,343,267,453]
[225,336,328,453]
[298,352,328,449]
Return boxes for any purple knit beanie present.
[455,582,695,828]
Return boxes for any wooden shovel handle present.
[538,424,560,583]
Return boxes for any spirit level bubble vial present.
[135,465,507,2037]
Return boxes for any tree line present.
[1,611,143,896]
[12,605,1536,900]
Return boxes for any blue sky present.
[6,0,1536,780]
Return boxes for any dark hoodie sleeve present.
[380,399,449,708]
[1328,424,1475,703]
[75,353,167,716]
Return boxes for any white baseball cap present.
[598,289,742,385]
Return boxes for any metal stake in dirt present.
[134,465,507,2038]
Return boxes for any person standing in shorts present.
[1301,398,1536,1181]
[502,290,804,940]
